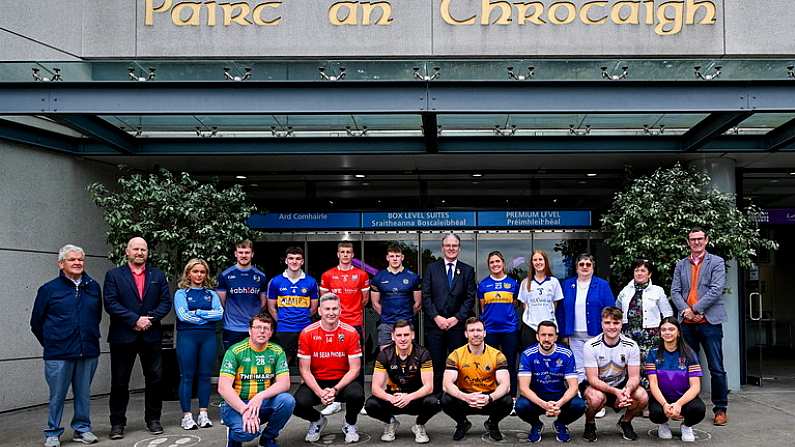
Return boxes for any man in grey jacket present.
[670,227,728,426]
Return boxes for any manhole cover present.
[134,435,202,447]
[311,431,372,445]
[648,428,712,442]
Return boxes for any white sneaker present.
[381,418,399,442]
[595,407,607,418]
[681,425,696,442]
[321,402,343,416]
[510,398,517,416]
[44,436,60,447]
[305,416,328,442]
[657,423,673,439]
[181,414,199,430]
[411,424,430,444]
[360,407,368,415]
[343,423,360,443]
[197,412,213,428]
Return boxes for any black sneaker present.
[583,422,598,442]
[484,419,503,441]
[452,420,472,441]
[146,420,164,435]
[618,420,638,441]
[109,425,124,440]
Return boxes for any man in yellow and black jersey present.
[442,317,513,441]
[365,320,440,443]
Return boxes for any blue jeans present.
[221,393,296,446]
[176,329,217,412]
[485,331,519,395]
[44,357,99,438]
[682,323,728,412]
[515,395,586,426]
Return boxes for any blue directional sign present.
[477,210,591,228]
[362,211,476,229]
[248,212,360,229]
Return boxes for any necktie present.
[447,262,454,287]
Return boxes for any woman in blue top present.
[645,317,706,442]
[555,253,615,382]
[478,250,520,396]
[174,258,223,430]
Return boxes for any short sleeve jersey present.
[320,267,370,326]
[645,347,703,402]
[518,344,578,398]
[267,271,319,333]
[374,343,432,393]
[371,268,420,324]
[518,276,564,330]
[446,344,508,394]
[297,321,362,381]
[217,266,268,333]
[583,334,641,387]
[219,339,289,401]
[478,275,520,333]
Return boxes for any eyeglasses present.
[577,262,593,267]
[250,325,271,332]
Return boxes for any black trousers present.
[649,396,706,427]
[440,393,513,426]
[293,379,365,425]
[425,323,466,394]
[364,395,441,425]
[109,339,163,426]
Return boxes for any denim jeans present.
[44,357,98,438]
[221,393,296,447]
[681,323,728,412]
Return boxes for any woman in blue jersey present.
[174,258,223,430]
[645,317,706,442]
[517,250,564,349]
[478,250,520,396]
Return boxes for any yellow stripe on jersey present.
[481,290,515,304]
[374,360,386,372]
[277,295,311,307]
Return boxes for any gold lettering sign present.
[329,1,394,26]
[145,0,282,26]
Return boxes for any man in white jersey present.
[580,307,647,442]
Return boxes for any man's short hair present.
[386,243,403,254]
[319,292,340,305]
[58,244,85,262]
[285,246,304,257]
[392,319,413,331]
[464,316,484,329]
[688,226,708,237]
[442,233,461,244]
[601,306,623,321]
[236,239,254,250]
[537,320,558,333]
[249,311,276,331]
[337,241,354,250]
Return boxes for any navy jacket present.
[421,259,476,325]
[556,276,615,337]
[103,264,172,344]
[30,271,102,360]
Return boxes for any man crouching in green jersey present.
[218,312,295,447]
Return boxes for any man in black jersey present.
[365,320,440,443]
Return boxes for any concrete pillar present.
[689,158,741,392]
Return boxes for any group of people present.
[31,226,729,447]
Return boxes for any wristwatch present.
[487,394,493,403]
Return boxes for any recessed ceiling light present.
[586,173,598,177]
[472,173,483,178]
[250,183,259,187]
[235,175,247,179]
[441,199,446,204]
[354,174,367,179]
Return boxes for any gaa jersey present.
[217,266,268,332]
[518,344,577,398]
[267,271,319,333]
[645,348,703,402]
[297,321,362,381]
[583,334,640,387]
[518,276,564,330]
[373,343,432,393]
[446,344,508,394]
[371,268,420,324]
[219,339,289,401]
[478,275,520,333]
[320,266,370,326]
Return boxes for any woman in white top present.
[517,250,563,349]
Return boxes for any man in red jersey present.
[294,293,365,444]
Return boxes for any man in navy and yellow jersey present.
[217,240,269,351]
[365,320,440,443]
[370,244,421,349]
[441,317,513,441]
[267,246,319,365]
[218,312,295,447]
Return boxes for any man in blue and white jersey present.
[515,321,585,443]
[217,239,268,351]
[370,244,421,349]
[267,246,319,365]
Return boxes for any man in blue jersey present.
[217,240,269,351]
[267,246,319,365]
[370,244,421,350]
[515,321,585,443]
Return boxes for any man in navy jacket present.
[104,237,172,439]
[31,244,102,447]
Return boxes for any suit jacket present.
[103,264,172,344]
[421,258,476,326]
[670,252,726,325]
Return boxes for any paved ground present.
[3,384,794,447]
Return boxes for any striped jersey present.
[219,339,288,400]
[583,334,640,387]
[644,347,703,402]
[374,343,432,393]
[478,275,520,333]
[267,271,319,332]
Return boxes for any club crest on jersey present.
[302,288,307,293]
[556,359,563,367]
[495,283,503,289]
[223,360,234,370]
[338,333,345,343]
[254,275,261,282]
[621,354,626,363]
[352,274,358,281]
[403,279,409,284]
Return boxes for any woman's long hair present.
[526,249,553,291]
[655,316,697,364]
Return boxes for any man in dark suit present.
[422,233,476,394]
[104,237,172,440]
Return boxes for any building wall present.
[0,141,146,412]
